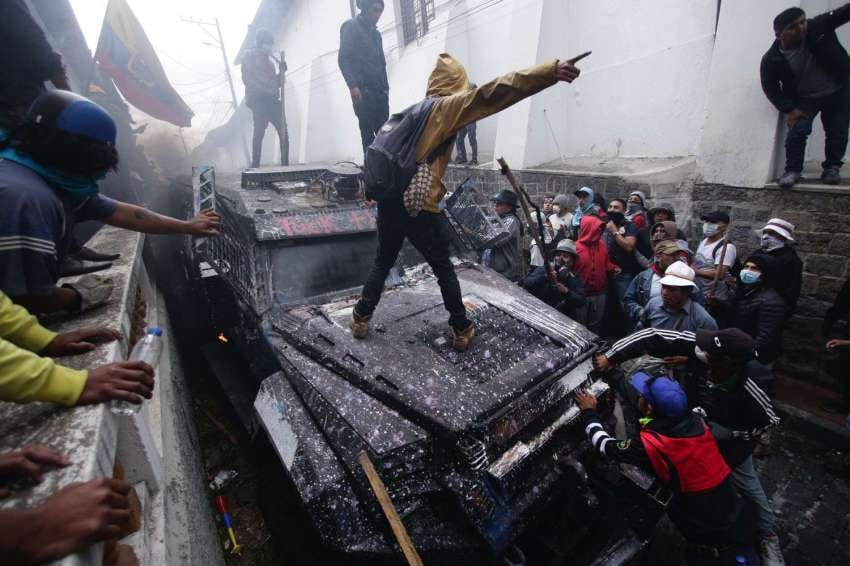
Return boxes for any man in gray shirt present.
[761,5,850,188]
[482,190,523,282]
[637,261,718,333]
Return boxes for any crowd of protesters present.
[504,185,818,565]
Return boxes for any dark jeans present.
[456,122,478,161]
[353,87,389,154]
[785,84,850,172]
[355,201,471,331]
[250,96,289,168]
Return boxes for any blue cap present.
[146,327,163,336]
[630,372,688,417]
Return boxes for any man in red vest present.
[576,373,752,565]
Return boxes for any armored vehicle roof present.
[213,163,375,242]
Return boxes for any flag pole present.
[86,0,113,95]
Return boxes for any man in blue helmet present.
[0,90,221,314]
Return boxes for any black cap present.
[696,329,754,360]
[491,190,517,207]
[700,210,730,224]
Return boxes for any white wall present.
[697,0,791,187]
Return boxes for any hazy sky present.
[70,0,261,137]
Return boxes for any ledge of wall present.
[0,226,222,566]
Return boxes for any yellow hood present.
[426,53,469,97]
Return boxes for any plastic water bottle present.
[109,327,162,416]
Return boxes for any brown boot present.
[452,323,475,352]
[350,311,370,339]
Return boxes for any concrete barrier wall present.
[0,227,222,566]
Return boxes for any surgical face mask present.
[761,233,785,252]
[694,345,709,364]
[739,269,761,285]
[702,222,719,237]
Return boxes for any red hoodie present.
[575,216,619,295]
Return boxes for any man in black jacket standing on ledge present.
[761,4,850,188]
[339,0,390,155]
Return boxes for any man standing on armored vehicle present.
[350,51,588,352]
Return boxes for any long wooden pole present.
[358,451,423,566]
[497,157,553,274]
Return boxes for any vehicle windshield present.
[270,233,379,304]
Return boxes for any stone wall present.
[443,164,848,386]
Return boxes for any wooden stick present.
[358,451,423,566]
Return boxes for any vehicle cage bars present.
[444,179,511,251]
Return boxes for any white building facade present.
[227,0,850,188]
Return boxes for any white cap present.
[659,260,697,288]
[757,218,795,242]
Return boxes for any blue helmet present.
[26,90,117,146]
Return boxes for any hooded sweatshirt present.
[575,216,619,295]
[414,54,560,212]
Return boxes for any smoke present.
[135,121,200,177]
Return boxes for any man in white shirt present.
[694,211,736,301]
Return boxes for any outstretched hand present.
[556,51,590,83]
[185,209,221,237]
[77,361,155,406]
[0,446,70,494]
[42,327,121,357]
[575,391,597,411]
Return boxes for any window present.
[400,0,435,45]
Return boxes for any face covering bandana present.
[694,345,709,364]
[0,146,102,201]
[739,269,761,285]
[626,202,641,215]
[761,233,785,252]
[702,222,719,237]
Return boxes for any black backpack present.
[362,97,454,202]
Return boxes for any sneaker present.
[350,311,370,339]
[821,166,841,185]
[777,170,801,188]
[455,157,467,165]
[470,158,478,166]
[759,534,785,566]
[452,323,475,352]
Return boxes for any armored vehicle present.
[188,164,662,564]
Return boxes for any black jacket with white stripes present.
[580,408,742,544]
[604,328,781,467]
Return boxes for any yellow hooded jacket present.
[414,54,559,212]
[0,292,87,405]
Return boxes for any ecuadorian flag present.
[95,0,193,127]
